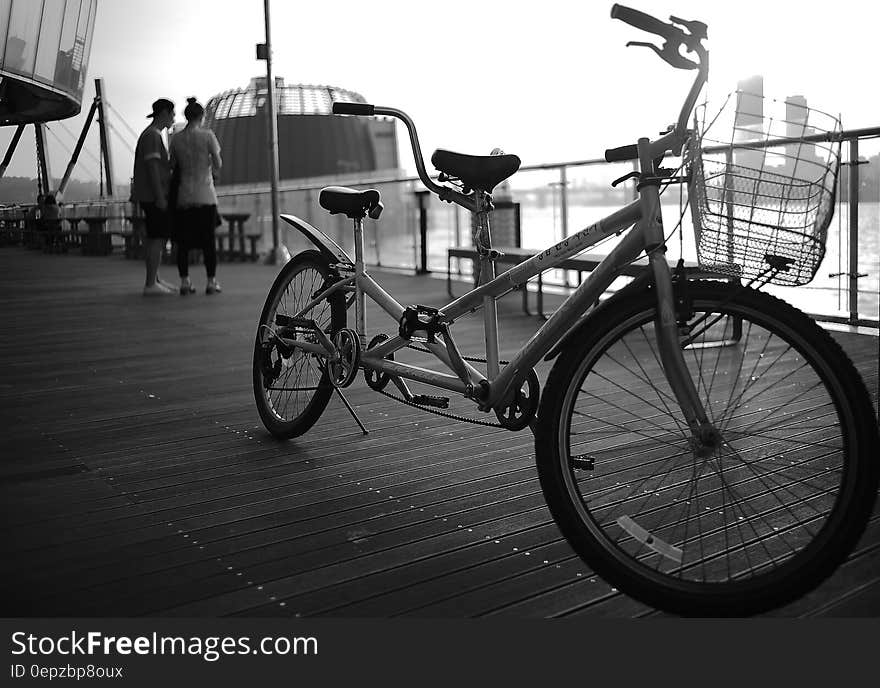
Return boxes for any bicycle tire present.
[535,280,879,616]
[252,250,346,438]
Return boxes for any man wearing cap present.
[131,98,176,295]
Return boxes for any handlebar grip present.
[332,102,375,116]
[605,144,639,163]
[611,4,674,40]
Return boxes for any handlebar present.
[332,102,477,210]
[605,4,709,162]
[610,3,706,70]
[332,102,375,116]
[610,4,676,42]
[605,144,639,164]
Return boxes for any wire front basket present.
[687,91,841,286]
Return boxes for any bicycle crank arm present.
[274,314,336,356]
[274,335,333,358]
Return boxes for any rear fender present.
[280,214,354,269]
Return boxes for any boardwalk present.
[1,246,878,618]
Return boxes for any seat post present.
[352,215,365,265]
[473,193,501,379]
[353,216,366,339]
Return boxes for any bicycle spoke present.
[635,325,692,435]
[723,423,842,453]
[720,376,829,440]
[617,331,689,433]
[716,341,810,432]
[719,444,839,518]
[707,316,757,425]
[586,371,690,440]
[689,311,743,424]
[591,449,690,524]
[571,405,688,453]
[703,457,803,560]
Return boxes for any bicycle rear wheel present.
[536,280,879,616]
[252,250,346,438]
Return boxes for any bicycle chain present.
[371,342,510,428]
[375,387,504,428]
[404,342,509,367]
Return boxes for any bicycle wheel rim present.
[555,289,862,605]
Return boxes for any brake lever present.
[669,15,708,41]
[611,171,640,188]
[626,40,698,70]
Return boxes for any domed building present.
[204,77,399,186]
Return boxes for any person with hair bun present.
[169,96,223,294]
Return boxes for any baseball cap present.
[146,98,175,118]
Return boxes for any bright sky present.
[2,0,878,186]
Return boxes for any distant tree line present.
[2,154,874,208]
[0,177,126,204]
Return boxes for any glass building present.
[0,0,98,125]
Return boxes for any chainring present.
[329,328,360,388]
[494,368,540,431]
[364,333,395,391]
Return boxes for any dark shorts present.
[140,202,173,239]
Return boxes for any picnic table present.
[218,212,260,261]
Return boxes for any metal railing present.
[205,126,878,326]
[2,128,876,327]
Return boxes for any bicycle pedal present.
[411,394,449,409]
[571,455,595,470]
[275,314,316,329]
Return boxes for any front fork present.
[637,139,717,447]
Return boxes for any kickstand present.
[317,358,369,435]
[333,385,369,435]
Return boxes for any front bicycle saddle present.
[319,186,383,219]
[431,149,521,192]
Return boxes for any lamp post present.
[256,0,289,265]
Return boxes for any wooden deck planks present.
[1,246,877,618]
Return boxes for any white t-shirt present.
[169,126,222,207]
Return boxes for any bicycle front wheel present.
[252,250,346,438]
[535,281,879,616]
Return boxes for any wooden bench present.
[75,217,113,256]
[218,212,260,261]
[0,216,25,245]
[29,218,76,254]
[447,246,700,318]
[215,230,261,262]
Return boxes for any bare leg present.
[145,237,163,286]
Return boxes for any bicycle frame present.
[358,199,645,402]
[288,174,710,437]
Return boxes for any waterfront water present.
[436,199,879,321]
[228,184,878,322]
